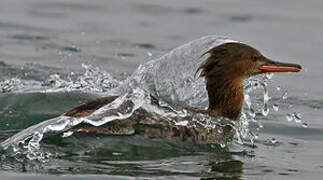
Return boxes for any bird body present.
[65,42,301,144]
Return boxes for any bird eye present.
[252,56,258,62]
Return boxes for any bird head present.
[197,42,301,79]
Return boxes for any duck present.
[65,42,301,144]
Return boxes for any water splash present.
[0,35,298,160]
[0,78,40,93]
[282,91,288,100]
[238,73,275,145]
[0,64,122,95]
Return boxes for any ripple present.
[229,14,254,22]
[116,52,136,58]
[133,43,156,49]
[61,45,81,53]
[10,34,49,41]
[182,8,204,15]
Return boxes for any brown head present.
[197,42,301,120]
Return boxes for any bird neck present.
[205,74,244,120]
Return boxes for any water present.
[1,0,323,179]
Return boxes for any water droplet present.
[62,131,74,138]
[286,113,293,122]
[276,86,281,91]
[265,73,274,79]
[217,127,223,134]
[262,86,270,116]
[282,91,288,100]
[249,108,256,118]
[270,137,277,144]
[175,121,188,126]
[294,112,302,120]
[273,104,279,111]
[112,152,122,156]
[250,138,255,145]
[302,123,308,128]
[293,112,302,123]
[264,92,270,102]
[244,94,251,108]
[147,52,153,57]
[262,107,269,116]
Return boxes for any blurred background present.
[0,0,323,179]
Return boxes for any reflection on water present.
[1,130,246,179]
